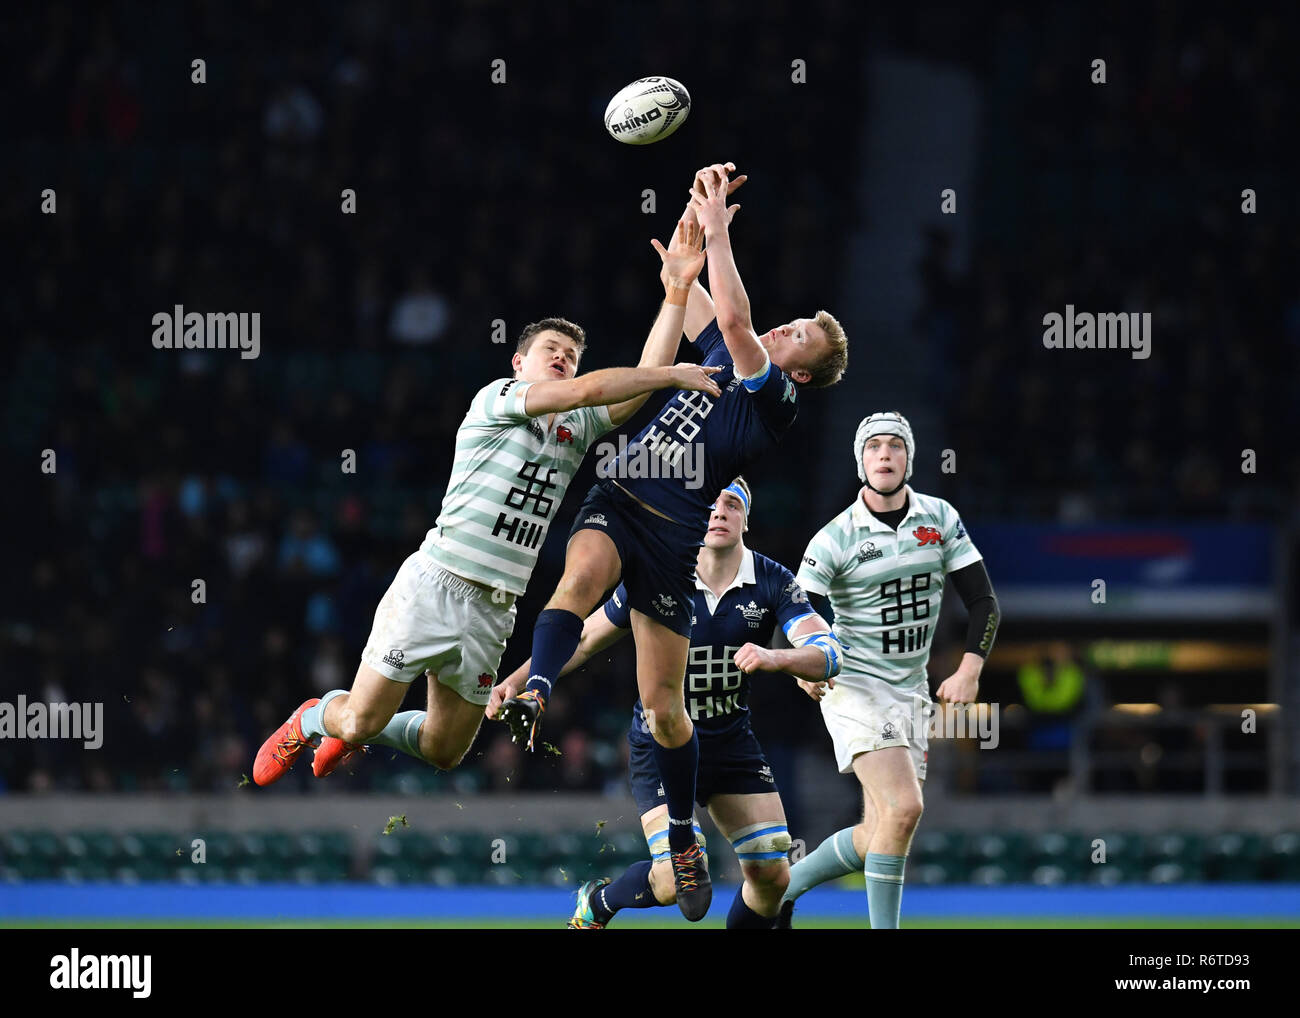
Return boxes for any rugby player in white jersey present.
[778,412,1000,928]
[251,221,722,786]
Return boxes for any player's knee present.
[643,699,689,743]
[882,796,923,833]
[554,565,609,612]
[423,746,466,771]
[742,861,790,896]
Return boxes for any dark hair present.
[516,317,587,356]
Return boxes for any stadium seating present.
[2,828,1299,886]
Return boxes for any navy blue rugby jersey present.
[603,319,799,532]
[604,549,817,737]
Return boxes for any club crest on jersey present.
[556,425,574,444]
[783,579,809,604]
[383,648,405,669]
[758,765,775,784]
[781,378,796,403]
[477,672,494,689]
[881,721,899,741]
[858,540,884,563]
[653,593,678,617]
[737,600,769,627]
[584,513,608,526]
[955,518,967,540]
[912,526,944,547]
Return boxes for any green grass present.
[4,916,1298,929]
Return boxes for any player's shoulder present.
[751,549,797,586]
[909,489,962,525]
[476,377,524,401]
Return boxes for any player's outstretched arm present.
[606,218,707,427]
[734,614,841,686]
[680,164,747,341]
[690,167,766,379]
[487,609,629,718]
[523,362,722,418]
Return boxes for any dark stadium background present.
[2,0,1297,922]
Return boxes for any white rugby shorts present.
[361,551,516,706]
[819,677,930,780]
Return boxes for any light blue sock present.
[864,852,906,929]
[299,689,347,740]
[782,827,862,904]
[368,710,427,761]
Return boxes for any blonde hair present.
[805,309,848,388]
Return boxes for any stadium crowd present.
[3,2,1292,799]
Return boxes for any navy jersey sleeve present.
[760,557,818,637]
[746,360,799,437]
[691,318,727,359]
[602,583,633,629]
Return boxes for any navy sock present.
[651,729,700,853]
[591,860,658,923]
[726,886,774,929]
[524,609,585,701]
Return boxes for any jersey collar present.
[851,485,918,533]
[696,548,757,615]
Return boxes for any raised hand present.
[692,161,748,201]
[650,217,706,292]
[689,166,742,235]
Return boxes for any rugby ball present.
[604,77,691,145]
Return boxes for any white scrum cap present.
[854,411,915,482]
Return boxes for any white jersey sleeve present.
[796,512,851,597]
[938,499,982,574]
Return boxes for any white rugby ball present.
[604,76,691,145]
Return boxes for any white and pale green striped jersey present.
[421,377,615,595]
[795,488,981,692]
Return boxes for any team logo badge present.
[477,673,494,689]
[653,593,678,617]
[781,378,796,404]
[737,600,769,627]
[783,579,809,604]
[881,721,899,741]
[912,526,944,547]
[556,425,574,444]
[858,541,884,563]
[758,765,775,784]
[584,513,608,526]
[383,648,405,669]
[955,519,967,540]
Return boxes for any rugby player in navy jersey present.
[491,479,841,928]
[496,163,849,920]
